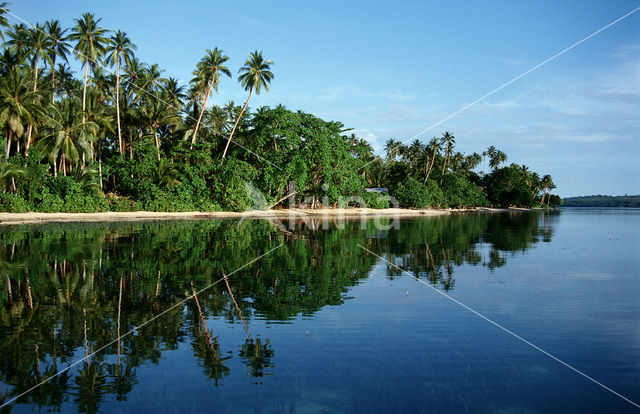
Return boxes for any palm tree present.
[45,20,71,104]
[0,68,43,158]
[141,97,179,160]
[190,48,230,148]
[440,131,455,182]
[0,2,10,41]
[5,23,28,61]
[163,77,186,110]
[540,174,556,207]
[384,138,401,160]
[222,50,273,159]
[69,13,108,122]
[424,137,442,183]
[39,99,95,175]
[24,24,51,153]
[105,30,136,155]
[489,149,507,170]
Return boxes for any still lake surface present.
[0,209,638,413]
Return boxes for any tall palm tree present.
[190,48,230,148]
[24,24,51,153]
[0,68,43,159]
[105,30,136,155]
[222,50,273,159]
[424,137,441,183]
[69,13,108,122]
[440,131,455,182]
[45,20,71,104]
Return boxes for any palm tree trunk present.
[51,56,57,104]
[222,87,253,160]
[82,60,88,124]
[25,59,39,156]
[540,190,546,207]
[190,84,211,149]
[5,129,12,159]
[116,56,123,155]
[154,131,161,160]
[424,150,437,183]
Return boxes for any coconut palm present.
[105,30,136,155]
[0,2,10,41]
[45,20,70,103]
[140,97,180,159]
[69,13,109,122]
[23,24,51,153]
[163,77,186,110]
[424,137,442,183]
[190,48,231,147]
[5,23,28,61]
[0,68,43,159]
[38,99,95,175]
[440,131,455,182]
[384,138,402,160]
[540,174,556,207]
[489,149,507,170]
[222,50,273,159]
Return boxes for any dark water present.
[0,209,638,413]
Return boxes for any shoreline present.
[0,207,539,226]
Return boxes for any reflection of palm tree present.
[73,361,107,414]
[239,338,274,378]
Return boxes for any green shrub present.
[392,177,437,208]
[362,191,390,209]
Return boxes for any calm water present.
[0,209,638,413]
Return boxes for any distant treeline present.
[562,195,640,207]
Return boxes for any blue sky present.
[9,0,640,196]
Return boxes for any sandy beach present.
[0,207,535,226]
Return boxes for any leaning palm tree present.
[424,137,441,183]
[105,30,136,155]
[0,68,43,159]
[69,13,108,122]
[222,51,273,159]
[540,174,556,207]
[190,48,230,148]
[45,20,71,103]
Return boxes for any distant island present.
[562,195,640,207]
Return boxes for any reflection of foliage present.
[0,212,556,411]
[73,362,108,414]
[239,338,274,378]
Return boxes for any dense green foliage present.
[0,6,558,211]
[0,213,555,410]
[562,195,639,207]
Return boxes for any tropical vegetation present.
[0,5,559,212]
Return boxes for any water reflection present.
[0,211,557,411]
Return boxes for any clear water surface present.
[0,209,638,413]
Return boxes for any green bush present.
[0,193,30,212]
[392,177,438,208]
[362,191,390,209]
